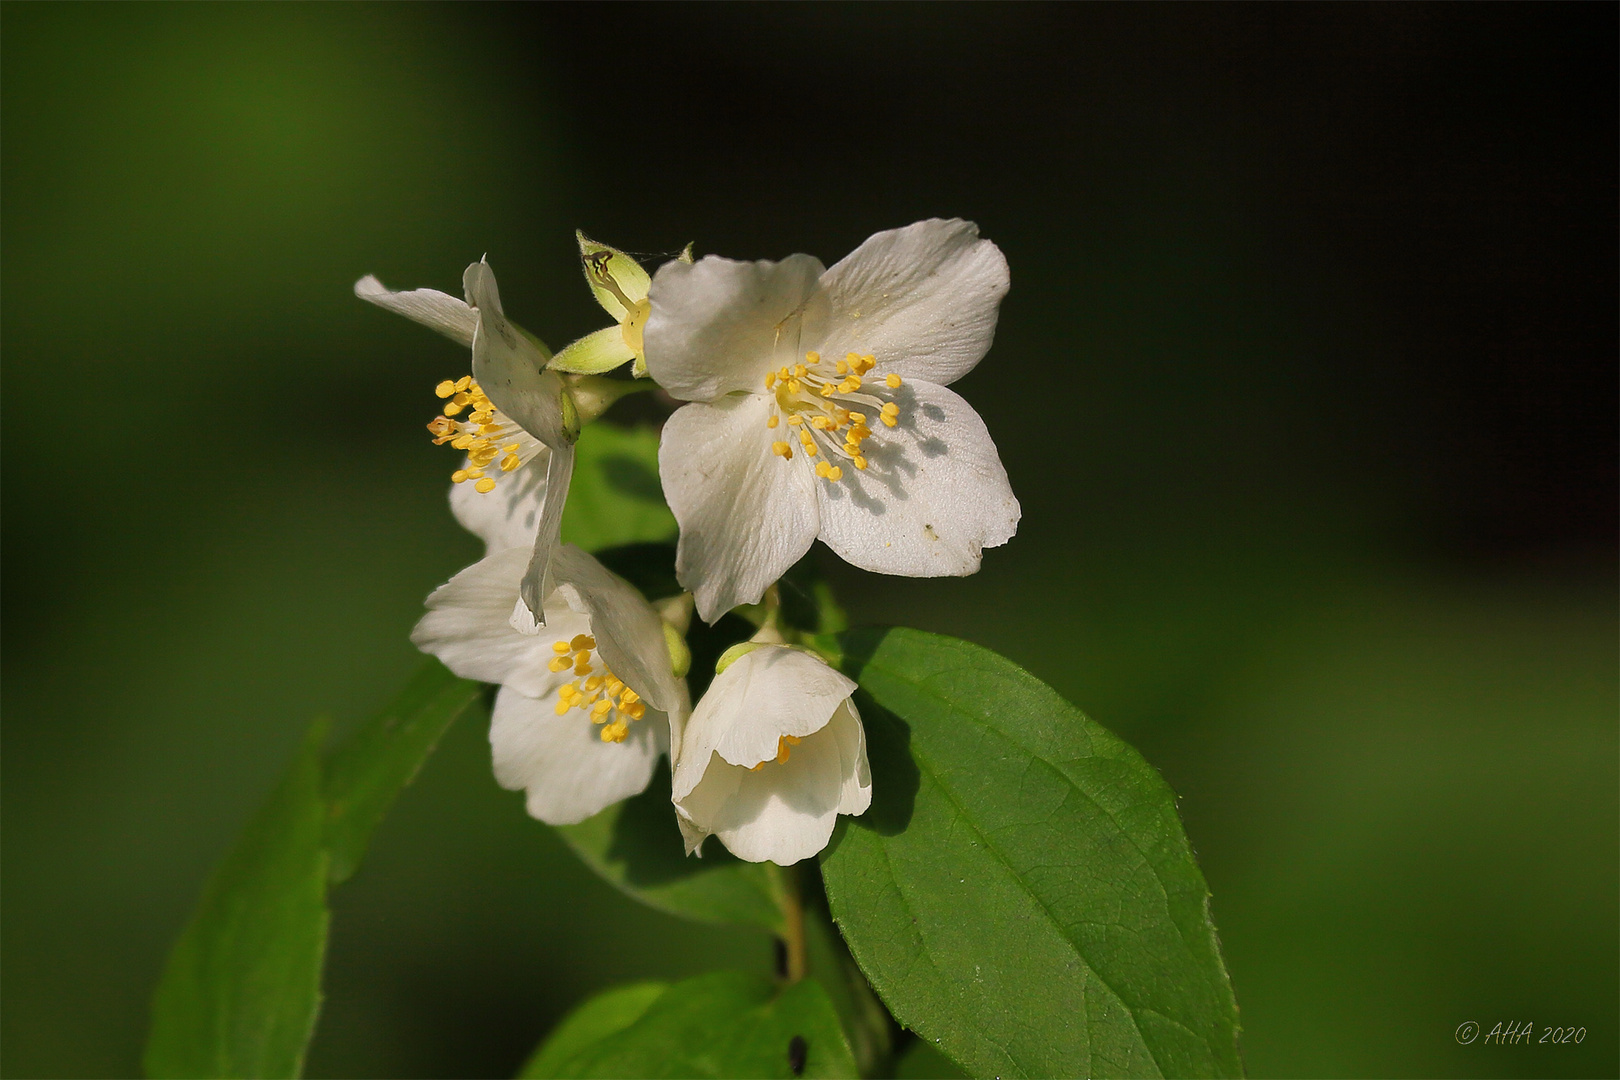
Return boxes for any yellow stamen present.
[766,414,779,428]
[443,401,464,417]
[886,373,903,388]
[451,469,469,484]
[793,364,808,378]
[435,380,456,398]
[787,415,803,426]
[571,634,596,651]
[776,734,802,764]
[804,352,819,365]
[552,640,572,654]
[827,465,843,481]
[500,454,522,472]
[549,656,572,672]
[474,477,497,493]
[772,441,792,459]
[836,359,849,375]
[787,379,801,394]
[619,688,640,706]
[765,371,777,389]
[881,413,899,427]
[455,376,472,391]
[820,383,836,397]
[854,455,868,470]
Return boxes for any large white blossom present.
[356,260,578,629]
[672,644,871,864]
[411,544,686,825]
[643,219,1021,622]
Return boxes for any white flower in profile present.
[643,219,1021,623]
[356,260,579,629]
[411,544,687,825]
[672,642,871,864]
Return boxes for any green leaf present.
[560,423,676,552]
[523,972,857,1079]
[556,769,786,934]
[323,659,484,885]
[820,628,1242,1080]
[893,1041,969,1080]
[144,720,331,1079]
[519,982,668,1079]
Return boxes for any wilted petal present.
[490,685,667,825]
[354,275,476,347]
[464,260,575,451]
[550,544,681,715]
[511,442,576,633]
[644,253,825,401]
[810,219,1008,387]
[550,324,637,375]
[816,379,1019,577]
[659,396,820,623]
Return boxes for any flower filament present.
[427,376,526,495]
[547,633,647,743]
[761,351,904,479]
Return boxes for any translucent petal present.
[550,324,637,375]
[577,231,652,322]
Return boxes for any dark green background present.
[3,5,1614,1078]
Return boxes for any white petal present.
[489,686,667,825]
[550,544,681,715]
[675,717,860,865]
[550,324,637,375]
[449,422,551,554]
[809,219,1009,387]
[672,646,855,802]
[463,261,574,449]
[354,275,476,347]
[659,396,821,624]
[816,379,1020,577]
[510,441,576,634]
[410,548,589,697]
[643,253,825,401]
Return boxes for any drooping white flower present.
[411,543,686,825]
[671,644,871,864]
[356,261,579,628]
[643,219,1021,623]
[549,233,667,380]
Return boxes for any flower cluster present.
[356,219,1018,863]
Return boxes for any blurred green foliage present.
[3,5,1614,1079]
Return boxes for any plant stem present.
[772,861,807,983]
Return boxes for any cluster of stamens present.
[426,377,522,495]
[547,633,647,743]
[750,734,803,772]
[763,351,904,480]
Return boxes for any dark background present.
[3,4,1615,1077]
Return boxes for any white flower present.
[643,219,1021,623]
[671,644,871,864]
[356,261,579,628]
[411,544,687,825]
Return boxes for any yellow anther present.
[787,414,803,426]
[552,640,572,654]
[624,702,646,720]
[836,359,849,375]
[570,634,595,651]
[605,677,625,697]
[848,412,867,424]
[776,734,802,764]
[804,442,818,457]
[886,373,903,388]
[574,659,592,676]
[451,433,474,450]
[548,656,572,672]
[793,364,808,378]
[766,415,779,429]
[591,699,613,718]
[820,383,836,397]
[810,416,831,429]
[882,401,899,415]
[451,469,469,484]
[474,477,497,494]
[601,721,629,743]
[451,392,472,407]
[881,413,899,427]
[772,441,792,458]
[435,380,456,398]
[804,352,820,365]
[779,366,792,380]
[443,402,464,417]
[455,376,473,391]
[500,454,521,472]
[828,466,843,481]
[619,688,640,706]
[583,675,604,692]
[851,424,872,440]
[861,354,877,371]
[854,455,868,470]
[765,371,777,389]
[465,468,485,479]
[554,699,572,716]
[751,762,765,772]
[816,461,833,478]
[846,352,861,365]
[558,683,579,700]
[787,379,801,394]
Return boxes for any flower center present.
[427,376,532,495]
[762,351,904,482]
[546,633,647,743]
[750,734,802,771]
